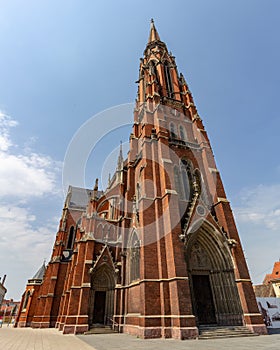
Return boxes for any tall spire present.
[148,18,161,43]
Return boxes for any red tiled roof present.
[263,262,280,284]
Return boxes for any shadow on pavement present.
[268,328,280,335]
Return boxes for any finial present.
[108,173,111,187]
[94,178,98,191]
[151,18,154,24]
[117,141,124,172]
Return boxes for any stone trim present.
[165,189,177,195]
[161,158,172,163]
[82,283,91,288]
[70,284,91,288]
[139,191,175,202]
[235,279,252,283]
[129,315,195,318]
[209,167,219,173]
[217,197,229,203]
[65,315,89,318]
[85,260,93,264]
[116,276,189,289]
[243,313,262,317]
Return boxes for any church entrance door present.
[192,274,216,325]
[186,222,244,327]
[89,262,115,327]
[92,291,106,324]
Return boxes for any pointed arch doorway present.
[89,264,115,327]
[186,221,244,327]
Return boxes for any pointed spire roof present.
[32,261,46,280]
[148,18,161,43]
[117,141,123,171]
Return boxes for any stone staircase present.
[198,325,258,339]
[84,325,118,335]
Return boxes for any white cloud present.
[0,111,61,198]
[0,203,59,299]
[0,111,62,299]
[233,183,280,284]
[0,111,18,151]
[234,184,280,231]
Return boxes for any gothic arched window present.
[66,226,75,249]
[22,290,31,310]
[170,122,176,139]
[180,159,193,201]
[128,231,140,283]
[150,60,159,82]
[140,69,145,103]
[174,166,184,199]
[179,125,186,140]
[164,61,173,97]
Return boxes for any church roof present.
[67,186,103,210]
[68,186,92,209]
[253,283,276,298]
[32,262,46,280]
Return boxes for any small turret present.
[28,261,46,285]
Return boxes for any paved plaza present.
[1,325,280,350]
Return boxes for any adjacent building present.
[254,261,280,328]
[0,275,7,309]
[0,298,20,323]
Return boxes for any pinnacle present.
[148,18,161,43]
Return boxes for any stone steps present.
[84,325,118,335]
[198,325,258,339]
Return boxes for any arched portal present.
[88,264,115,327]
[185,220,243,326]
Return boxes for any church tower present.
[114,19,266,339]
[16,20,266,339]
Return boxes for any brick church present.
[15,21,267,339]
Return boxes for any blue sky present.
[0,0,280,299]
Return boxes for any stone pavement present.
[0,325,94,350]
[78,332,280,350]
[1,325,280,350]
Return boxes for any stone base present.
[123,325,199,339]
[55,322,65,331]
[171,327,198,340]
[16,321,28,328]
[62,324,89,334]
[31,321,50,329]
[247,324,268,335]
